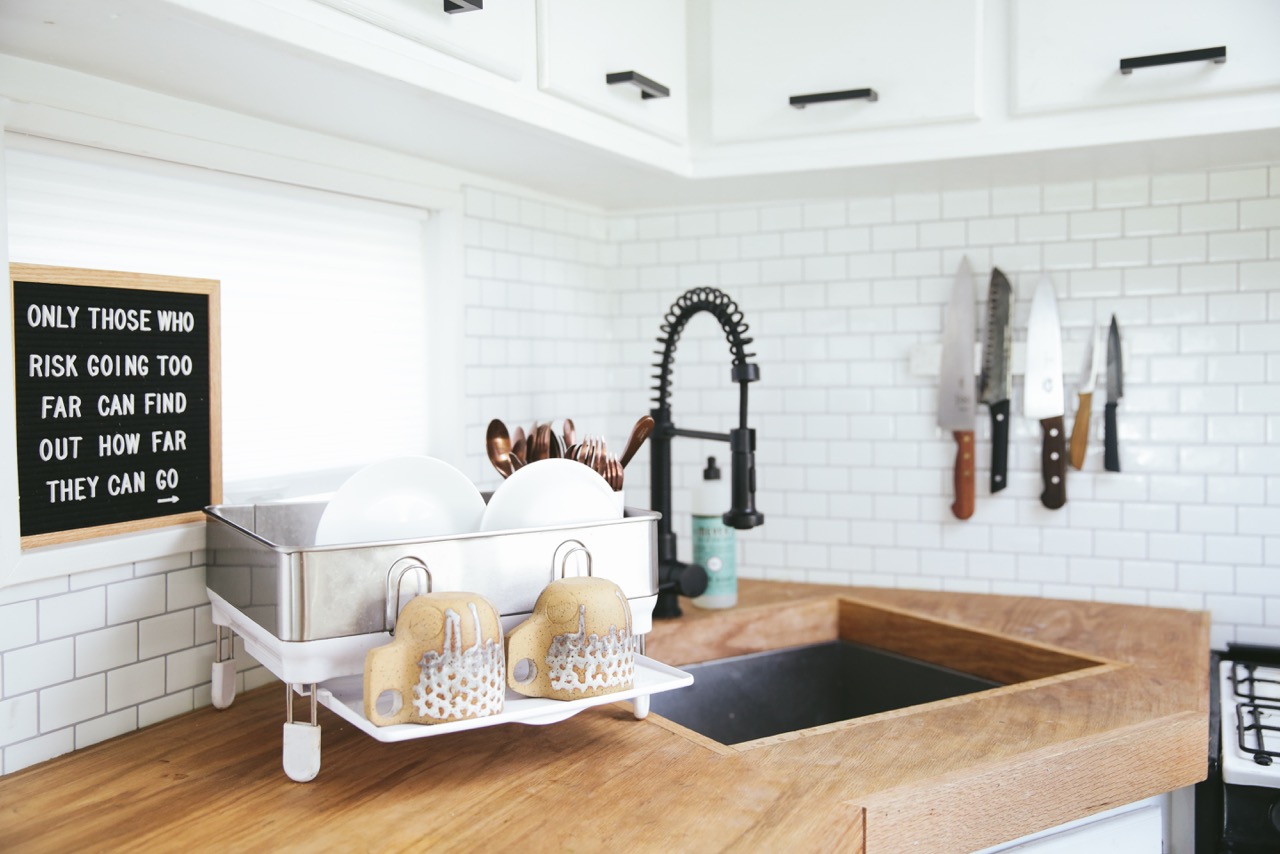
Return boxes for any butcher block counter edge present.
[0,580,1209,854]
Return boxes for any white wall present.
[3,150,1278,775]
[609,165,1280,653]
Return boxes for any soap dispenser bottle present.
[692,456,737,609]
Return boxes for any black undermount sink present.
[648,639,1002,745]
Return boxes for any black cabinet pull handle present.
[789,88,878,109]
[444,0,481,12]
[606,71,670,99]
[1120,46,1225,74]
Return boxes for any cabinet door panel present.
[313,0,534,81]
[537,0,688,141]
[1011,0,1280,115]
[708,0,982,143]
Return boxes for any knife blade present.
[978,268,1013,493]
[938,257,977,520]
[1104,314,1124,472]
[1023,276,1067,510]
[1068,324,1103,470]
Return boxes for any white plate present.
[481,458,621,532]
[315,456,486,546]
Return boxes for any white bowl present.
[480,459,622,532]
[314,456,486,546]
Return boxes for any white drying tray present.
[208,589,692,780]
[318,656,692,743]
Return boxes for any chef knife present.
[1023,276,1067,510]
[977,268,1013,493]
[1104,314,1124,472]
[1068,324,1103,470]
[938,257,977,520]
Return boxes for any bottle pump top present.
[703,457,721,480]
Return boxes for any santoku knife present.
[978,268,1013,493]
[1068,324,1103,470]
[1104,314,1124,472]
[1023,276,1067,510]
[938,257,977,520]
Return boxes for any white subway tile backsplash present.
[38,589,105,641]
[40,675,105,733]
[1210,231,1270,262]
[1152,234,1208,265]
[1044,181,1094,212]
[5,638,74,696]
[893,192,941,222]
[76,709,137,751]
[138,611,194,661]
[5,730,75,776]
[0,603,37,652]
[1210,168,1270,200]
[1241,198,1280,229]
[1152,173,1208,204]
[75,624,137,678]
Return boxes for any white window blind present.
[6,143,434,496]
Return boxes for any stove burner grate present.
[1231,661,1280,703]
[1235,700,1280,766]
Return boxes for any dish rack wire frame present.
[207,535,691,783]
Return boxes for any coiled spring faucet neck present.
[649,287,763,618]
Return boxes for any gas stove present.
[1220,658,1280,787]
[1202,645,1280,853]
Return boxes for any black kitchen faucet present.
[649,287,764,618]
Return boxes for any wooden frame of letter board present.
[10,264,222,548]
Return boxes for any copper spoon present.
[618,415,655,468]
[486,419,517,478]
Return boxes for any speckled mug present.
[364,592,505,726]
[506,576,635,701]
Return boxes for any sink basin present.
[644,594,1110,748]
[648,640,1001,745]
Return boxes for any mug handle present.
[505,616,546,698]
[363,643,413,726]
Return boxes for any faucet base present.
[653,590,686,619]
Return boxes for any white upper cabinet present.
[1011,0,1280,115]
[707,0,982,143]
[299,0,535,81]
[535,0,689,142]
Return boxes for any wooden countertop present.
[0,581,1209,853]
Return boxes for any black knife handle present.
[989,400,1010,493]
[1104,402,1120,472]
[1039,415,1067,510]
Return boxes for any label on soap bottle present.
[693,515,736,599]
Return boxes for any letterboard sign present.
[10,265,221,548]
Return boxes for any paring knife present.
[1023,276,1067,510]
[978,268,1013,493]
[1104,315,1124,472]
[937,257,977,520]
[1068,324,1103,470]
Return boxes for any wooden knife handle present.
[951,430,975,520]
[1039,416,1067,510]
[1104,402,1121,472]
[1069,391,1093,470]
[988,399,1010,494]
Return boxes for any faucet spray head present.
[723,427,764,530]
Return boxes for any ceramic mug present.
[506,574,635,701]
[364,591,505,726]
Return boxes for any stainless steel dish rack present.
[203,500,692,782]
